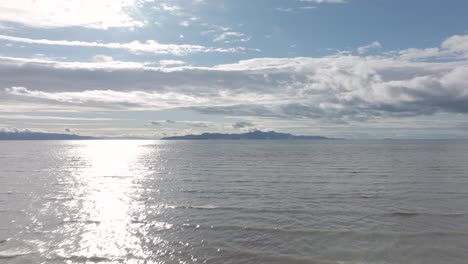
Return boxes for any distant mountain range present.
[162,130,333,140]
[0,130,335,140]
[0,131,152,140]
[0,130,95,140]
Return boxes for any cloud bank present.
[2,34,468,123]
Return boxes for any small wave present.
[44,196,74,201]
[0,249,33,259]
[130,220,146,224]
[99,175,132,179]
[387,212,465,217]
[358,195,379,199]
[169,204,222,210]
[388,212,419,217]
[182,190,201,193]
[52,255,114,262]
[60,219,101,225]
[189,205,219,209]
[325,193,380,199]
[441,213,465,217]
[176,205,316,215]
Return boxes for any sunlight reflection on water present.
[56,141,160,262]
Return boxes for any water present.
[1,140,468,263]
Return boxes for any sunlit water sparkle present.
[1,140,468,263]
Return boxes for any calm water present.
[1,140,468,264]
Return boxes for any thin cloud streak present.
[299,0,346,3]
[0,34,245,56]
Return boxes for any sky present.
[1,0,468,139]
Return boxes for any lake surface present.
[1,140,468,263]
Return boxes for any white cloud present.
[213,31,250,43]
[276,7,294,12]
[179,21,190,27]
[299,0,346,3]
[441,34,468,57]
[0,114,115,121]
[93,55,114,63]
[153,3,181,13]
[159,60,186,67]
[357,41,382,54]
[397,48,441,60]
[152,2,199,24]
[0,0,148,29]
[0,34,245,56]
[397,35,468,60]
[0,55,148,70]
[5,87,211,110]
[278,0,343,13]
[277,6,316,12]
[0,127,32,133]
[1,34,468,123]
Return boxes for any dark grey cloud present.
[233,121,255,129]
[188,122,208,127]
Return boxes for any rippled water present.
[1,140,468,263]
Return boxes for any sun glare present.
[57,140,156,261]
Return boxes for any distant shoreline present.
[162,130,336,140]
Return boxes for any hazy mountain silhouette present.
[0,130,96,140]
[162,130,333,140]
